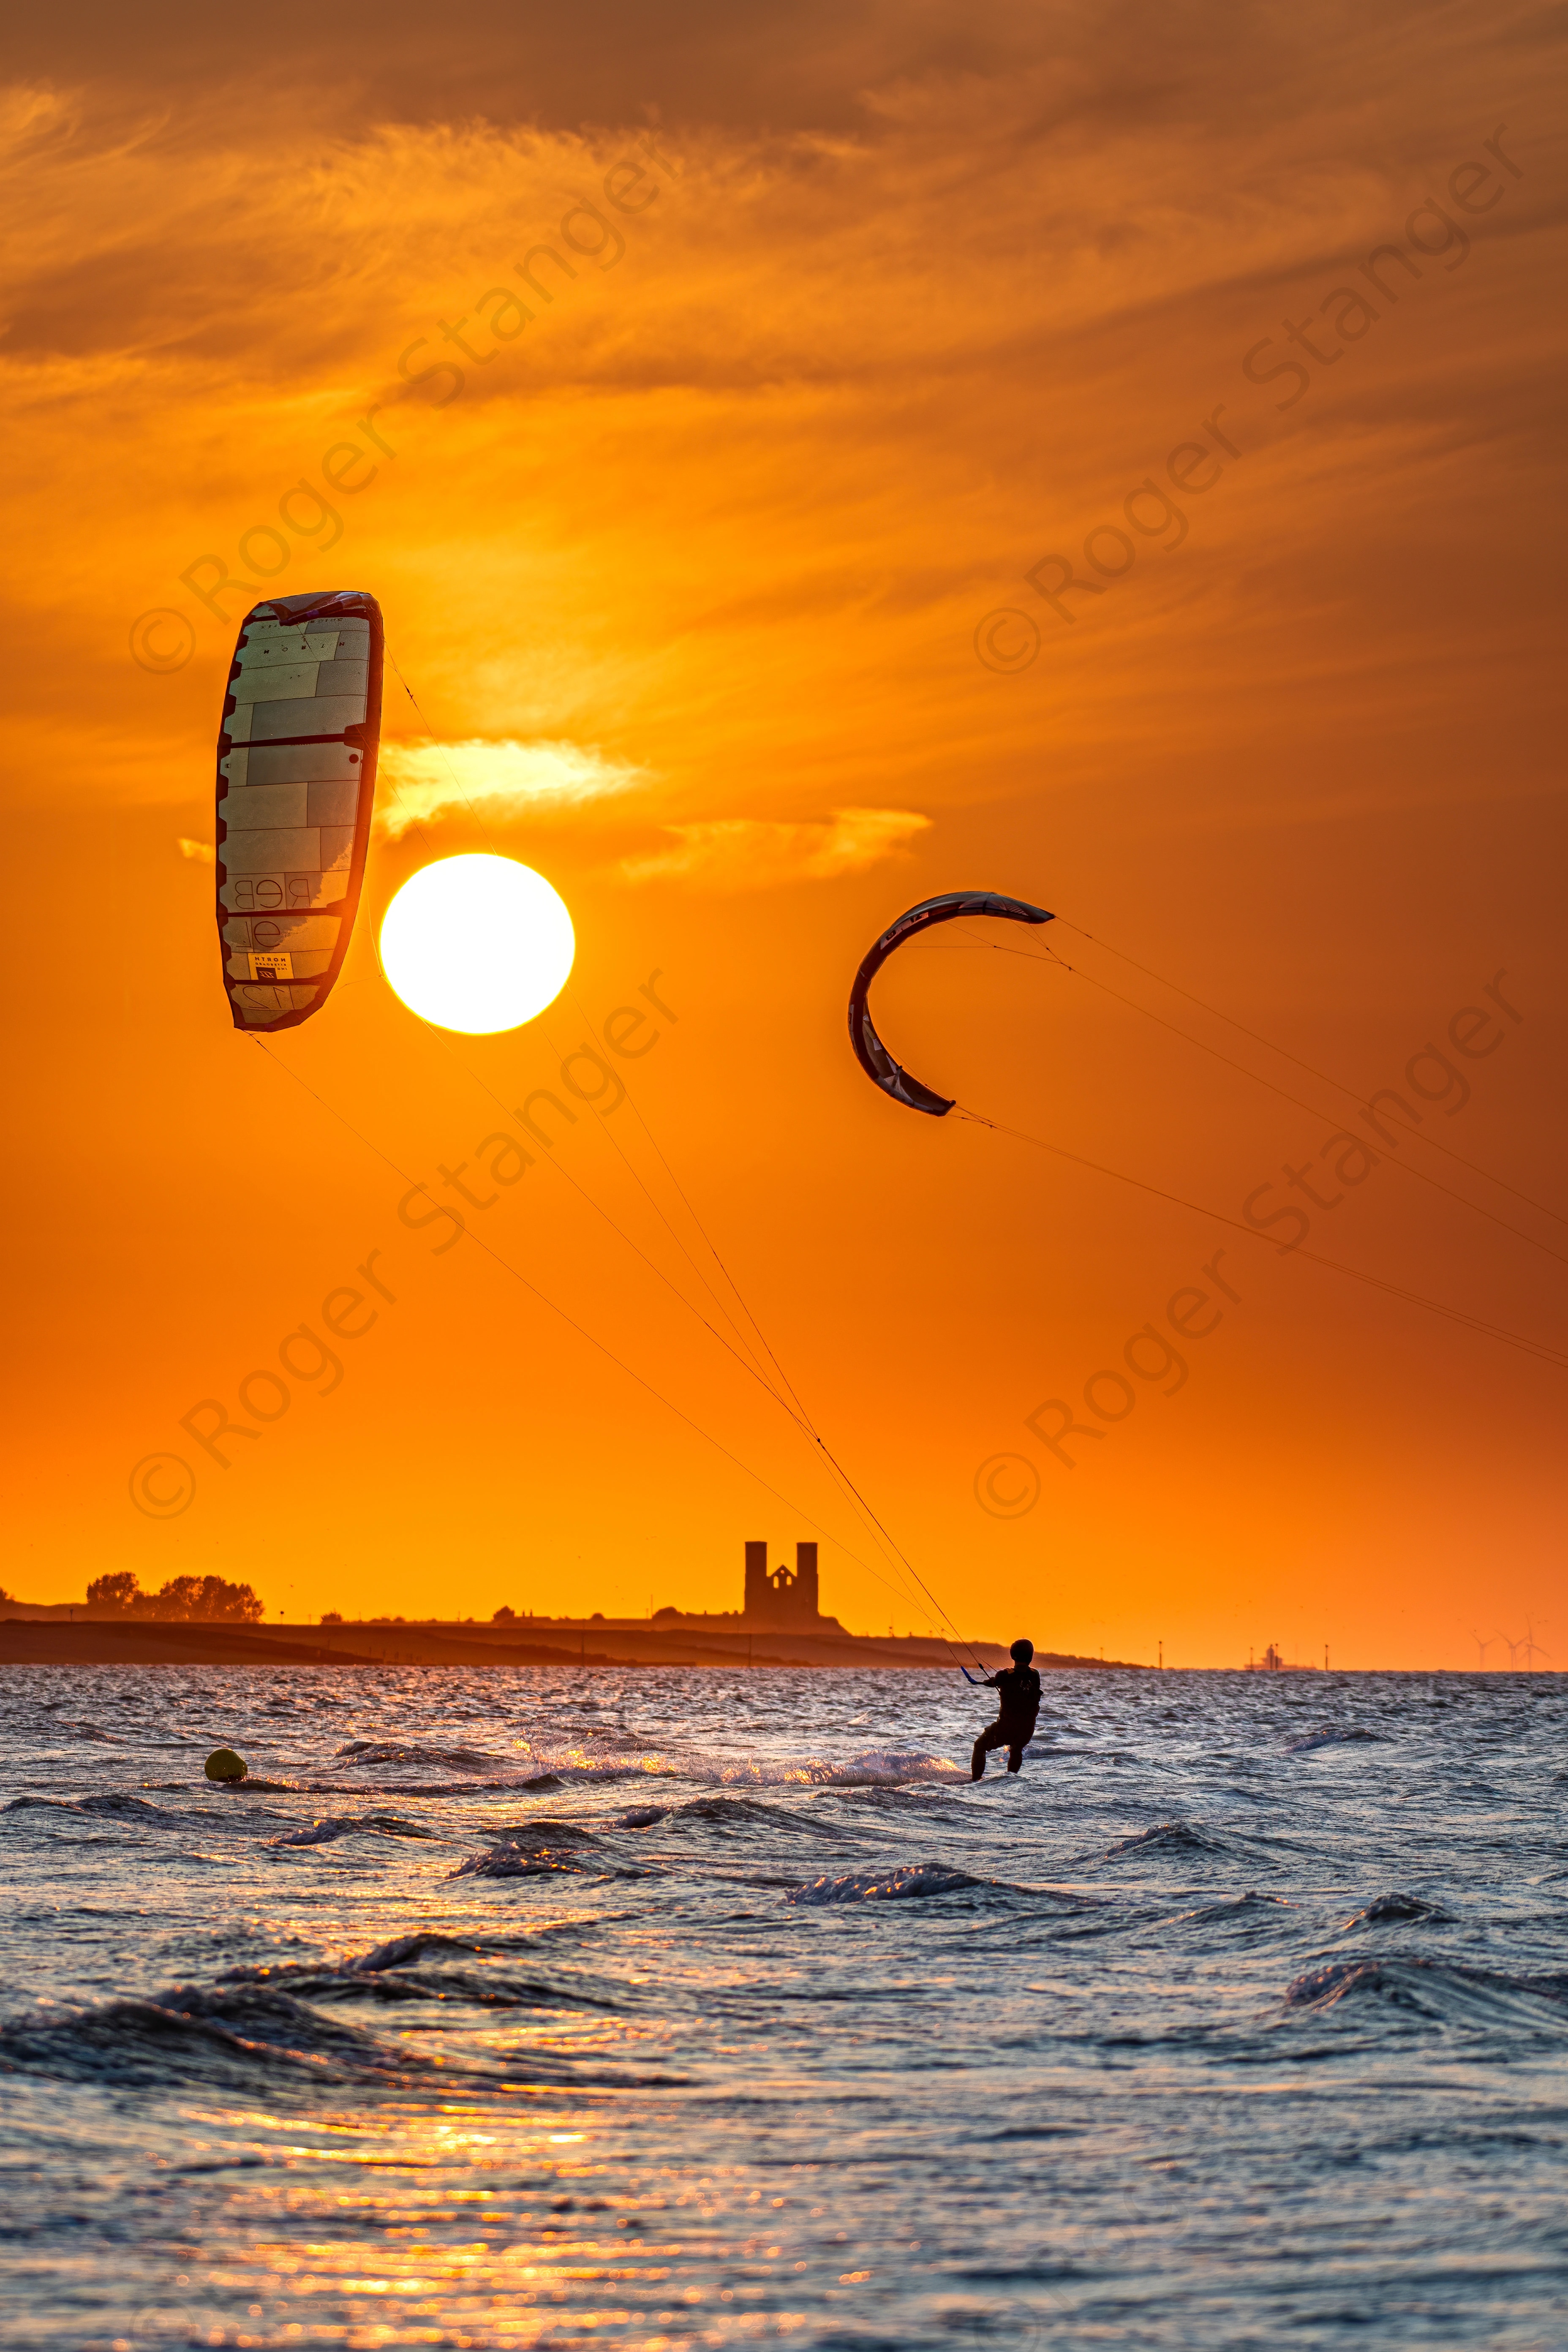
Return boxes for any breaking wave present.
[337,1742,964,1791]
[710,1748,966,1788]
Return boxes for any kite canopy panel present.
[215,589,384,1031]
[848,890,1054,1114]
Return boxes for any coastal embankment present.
[0,1615,1142,1671]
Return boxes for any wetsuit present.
[971,1663,1042,1779]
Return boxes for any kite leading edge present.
[847,890,1054,1114]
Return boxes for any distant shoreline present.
[0,1616,1144,1671]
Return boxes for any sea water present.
[1,1665,1565,2349]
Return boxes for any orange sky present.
[4,3,1565,1665]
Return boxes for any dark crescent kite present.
[214,588,384,1030]
[847,890,1054,1115]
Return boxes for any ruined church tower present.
[743,1540,821,1624]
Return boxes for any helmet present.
[1010,1638,1034,1663]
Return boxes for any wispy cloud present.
[376,740,648,840]
[177,836,214,863]
[620,806,931,889]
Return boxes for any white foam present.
[710,1748,967,1789]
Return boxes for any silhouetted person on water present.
[971,1639,1042,1779]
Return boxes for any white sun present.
[380,854,576,1033]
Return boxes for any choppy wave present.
[786,1864,982,1905]
[0,1983,441,2091]
[1098,1820,1229,1862]
[53,1737,971,1803]
[3,1658,1566,2351]
[825,1784,965,1812]
[335,1739,505,1770]
[218,1950,597,2012]
[450,1824,595,1878]
[267,1818,355,1847]
[1282,1957,1568,2034]
[3,1794,194,1829]
[350,1931,493,1971]
[0,1946,657,2092]
[1339,1892,1451,1929]
[327,1759,674,1790]
[1164,1893,1294,1929]
[1285,1728,1391,1753]
[673,1794,855,1840]
[450,1848,589,1878]
[712,1748,966,1788]
[446,1747,970,1792]
[265,1813,440,1848]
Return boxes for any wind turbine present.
[1471,1631,1498,1668]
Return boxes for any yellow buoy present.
[204,1748,247,1782]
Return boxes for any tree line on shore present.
[85,1571,264,1622]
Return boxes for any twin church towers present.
[743,1540,824,1626]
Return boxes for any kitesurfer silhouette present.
[970,1639,1042,1779]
